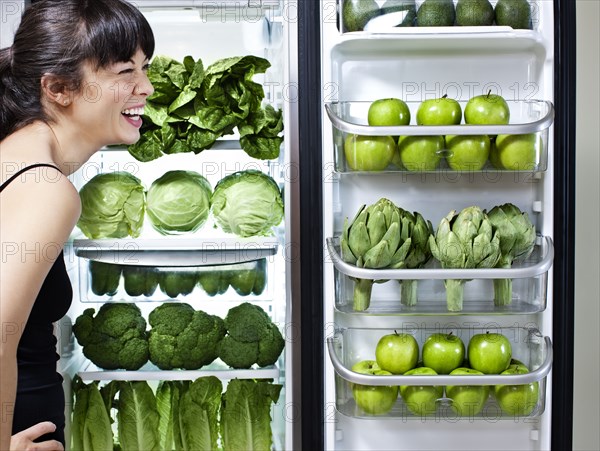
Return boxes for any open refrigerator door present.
[49,1,298,449]
[321,0,557,449]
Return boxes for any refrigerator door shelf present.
[326,100,553,173]
[337,0,545,35]
[73,237,279,266]
[334,377,547,420]
[326,236,553,280]
[327,326,551,420]
[79,257,272,303]
[327,333,552,386]
[330,237,551,316]
[77,360,281,382]
[334,272,548,318]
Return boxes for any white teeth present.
[122,107,144,115]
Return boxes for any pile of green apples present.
[343,94,541,172]
[350,331,539,418]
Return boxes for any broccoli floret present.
[94,303,147,338]
[119,337,150,370]
[148,302,195,335]
[72,304,148,370]
[219,303,285,369]
[177,311,226,370]
[147,334,181,370]
[147,303,226,370]
[257,323,285,367]
[224,302,271,342]
[72,308,95,346]
[218,335,259,369]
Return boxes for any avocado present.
[417,0,456,27]
[455,0,495,26]
[89,260,121,296]
[494,0,532,29]
[381,0,417,27]
[342,0,381,32]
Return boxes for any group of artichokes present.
[341,199,537,312]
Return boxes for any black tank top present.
[1,164,72,440]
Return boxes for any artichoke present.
[429,206,501,312]
[341,199,405,311]
[394,209,434,307]
[485,203,536,306]
[340,198,433,311]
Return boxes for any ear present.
[41,74,72,106]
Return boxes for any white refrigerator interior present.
[321,0,555,449]
[45,1,296,450]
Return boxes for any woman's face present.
[72,48,154,148]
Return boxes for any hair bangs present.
[83,0,155,67]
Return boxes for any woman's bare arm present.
[0,168,80,450]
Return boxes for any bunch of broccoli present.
[72,303,149,370]
[218,302,285,369]
[147,303,226,370]
[72,301,285,372]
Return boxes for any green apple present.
[368,98,411,126]
[488,138,503,169]
[397,135,444,171]
[400,367,443,416]
[494,364,539,416]
[422,332,465,374]
[464,92,510,125]
[375,331,419,374]
[391,146,404,169]
[445,134,490,170]
[446,367,490,416]
[352,359,381,373]
[494,133,541,170]
[351,360,399,415]
[467,332,512,374]
[416,95,462,125]
[509,358,527,368]
[344,134,396,171]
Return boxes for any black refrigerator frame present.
[296,1,577,450]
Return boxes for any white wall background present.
[574,1,600,450]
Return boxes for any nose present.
[134,71,154,97]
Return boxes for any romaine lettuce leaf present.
[117,381,161,451]
[220,379,282,451]
[177,376,222,451]
[71,378,114,451]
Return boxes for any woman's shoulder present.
[1,163,81,222]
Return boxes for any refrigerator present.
[295,0,576,450]
[4,0,301,449]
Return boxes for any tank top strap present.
[0,164,63,192]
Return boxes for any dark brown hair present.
[0,0,155,141]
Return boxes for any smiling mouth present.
[122,106,144,120]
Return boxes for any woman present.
[0,1,154,449]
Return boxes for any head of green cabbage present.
[146,170,212,235]
[211,170,283,237]
[77,172,146,239]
